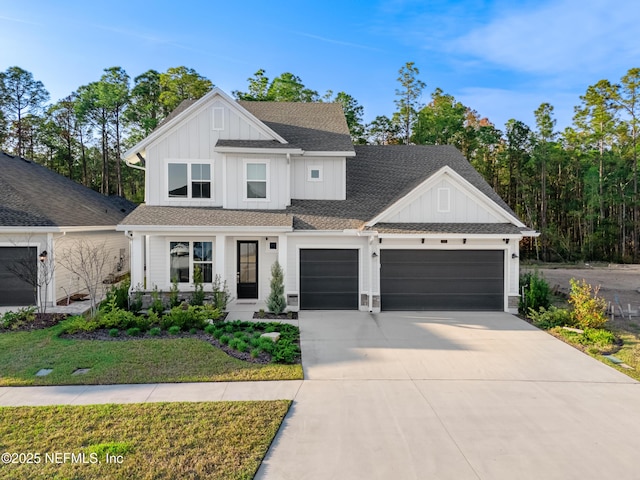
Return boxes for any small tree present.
[212,274,231,311]
[58,238,112,316]
[267,261,286,314]
[568,278,608,329]
[191,265,205,306]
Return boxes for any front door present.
[237,241,258,299]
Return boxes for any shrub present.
[149,327,161,336]
[109,328,119,338]
[258,309,266,319]
[257,337,275,354]
[191,266,205,306]
[228,338,240,349]
[62,315,99,334]
[519,271,551,314]
[219,334,230,345]
[267,261,286,314]
[0,306,36,330]
[204,324,217,335]
[569,278,608,329]
[161,305,214,331]
[126,327,141,337]
[236,340,248,353]
[189,328,197,334]
[168,325,181,335]
[271,338,299,364]
[581,328,616,347]
[102,279,130,312]
[98,307,138,331]
[528,306,574,329]
[212,274,231,311]
[169,277,181,308]
[149,286,165,314]
[212,328,224,339]
[129,284,144,314]
[251,348,261,359]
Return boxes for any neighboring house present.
[0,151,136,307]
[119,88,536,313]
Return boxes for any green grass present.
[0,401,290,479]
[0,322,303,386]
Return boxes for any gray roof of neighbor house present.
[0,152,137,227]
[120,144,523,232]
[238,101,354,153]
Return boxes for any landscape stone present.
[35,369,53,377]
[72,368,91,375]
[260,332,280,342]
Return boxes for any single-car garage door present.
[381,250,504,311]
[300,249,359,310]
[0,247,37,307]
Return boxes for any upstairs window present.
[167,161,211,199]
[245,162,268,200]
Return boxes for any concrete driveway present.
[256,311,640,480]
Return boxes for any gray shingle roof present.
[0,152,136,227]
[239,101,354,153]
[121,206,292,228]
[215,139,301,150]
[370,223,525,235]
[120,145,525,233]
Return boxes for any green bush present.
[102,280,130,312]
[129,284,144,314]
[149,286,165,314]
[271,338,299,364]
[204,324,217,335]
[219,334,230,345]
[149,327,161,336]
[160,305,217,331]
[169,277,181,308]
[168,325,181,335]
[191,266,205,306]
[581,328,616,347]
[257,337,275,354]
[528,306,574,329]
[267,261,286,314]
[519,271,551,314]
[228,338,240,349]
[0,306,36,330]
[251,348,261,359]
[109,328,120,338]
[126,327,142,337]
[569,278,608,329]
[212,328,224,339]
[62,315,99,334]
[98,308,138,331]
[212,274,231,311]
[236,340,248,353]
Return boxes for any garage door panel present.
[300,249,358,310]
[0,247,37,307]
[381,250,504,311]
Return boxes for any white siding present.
[54,231,129,303]
[146,99,273,207]
[386,178,503,223]
[225,154,289,209]
[291,157,346,200]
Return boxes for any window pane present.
[168,164,188,197]
[247,181,266,199]
[169,242,189,282]
[193,242,212,261]
[246,163,266,181]
[310,169,320,179]
[192,163,211,181]
[192,182,211,198]
[195,262,213,283]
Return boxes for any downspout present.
[286,153,291,207]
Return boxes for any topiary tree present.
[267,261,286,314]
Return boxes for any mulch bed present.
[0,313,67,333]
[253,311,298,320]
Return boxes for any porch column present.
[215,235,226,282]
[278,234,288,293]
[130,233,145,291]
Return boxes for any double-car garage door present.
[299,248,504,311]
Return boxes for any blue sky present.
[1,0,639,132]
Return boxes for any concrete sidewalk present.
[0,380,303,406]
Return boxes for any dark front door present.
[237,241,258,299]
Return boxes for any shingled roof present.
[0,152,136,228]
[238,101,354,153]
[120,145,522,232]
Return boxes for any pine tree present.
[267,261,286,314]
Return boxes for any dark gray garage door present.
[0,247,36,306]
[381,250,504,311]
[300,249,359,310]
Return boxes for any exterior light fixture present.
[39,251,48,262]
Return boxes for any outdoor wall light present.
[39,251,48,262]
[372,252,378,258]
[512,253,519,259]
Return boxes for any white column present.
[130,233,145,291]
[215,235,226,282]
[278,234,288,294]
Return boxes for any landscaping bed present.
[0,307,67,332]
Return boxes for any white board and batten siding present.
[291,157,346,200]
[225,154,290,210]
[146,99,273,206]
[385,178,503,224]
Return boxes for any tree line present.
[1,62,639,262]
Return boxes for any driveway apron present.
[256,311,640,480]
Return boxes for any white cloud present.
[454,0,640,76]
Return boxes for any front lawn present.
[0,321,303,386]
[0,401,290,479]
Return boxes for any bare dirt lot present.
[523,264,640,321]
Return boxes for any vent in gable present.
[437,188,451,213]
[212,107,224,131]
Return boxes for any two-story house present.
[119,88,536,313]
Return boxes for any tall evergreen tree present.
[393,62,425,145]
